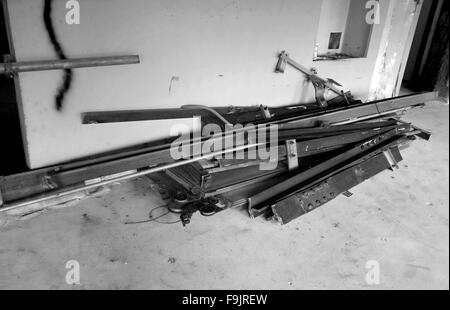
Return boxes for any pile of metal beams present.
[0,91,436,225]
[146,93,435,225]
[0,51,438,226]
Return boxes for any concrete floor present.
[0,102,448,290]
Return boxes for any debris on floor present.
[0,52,439,227]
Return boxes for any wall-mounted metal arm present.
[0,55,140,76]
[276,51,350,108]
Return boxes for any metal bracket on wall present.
[275,51,351,108]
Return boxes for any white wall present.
[316,0,351,54]
[3,0,419,169]
[342,0,373,57]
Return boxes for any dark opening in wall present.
[0,2,27,175]
[314,0,374,61]
[328,32,342,50]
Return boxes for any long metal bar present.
[0,142,261,213]
[204,169,288,197]
[80,92,436,126]
[277,92,438,127]
[82,105,268,125]
[0,55,140,75]
[82,108,217,124]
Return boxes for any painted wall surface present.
[368,0,423,100]
[3,0,418,168]
[315,0,351,54]
[342,0,373,57]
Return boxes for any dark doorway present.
[403,0,449,99]
[0,3,27,175]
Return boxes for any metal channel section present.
[245,137,407,218]
[271,147,403,224]
[276,92,438,128]
[0,143,261,212]
[0,55,140,75]
[247,128,404,209]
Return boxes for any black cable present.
[124,206,181,225]
[43,0,73,111]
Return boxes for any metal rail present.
[0,142,261,213]
[0,55,140,75]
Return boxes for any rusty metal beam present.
[0,55,140,76]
